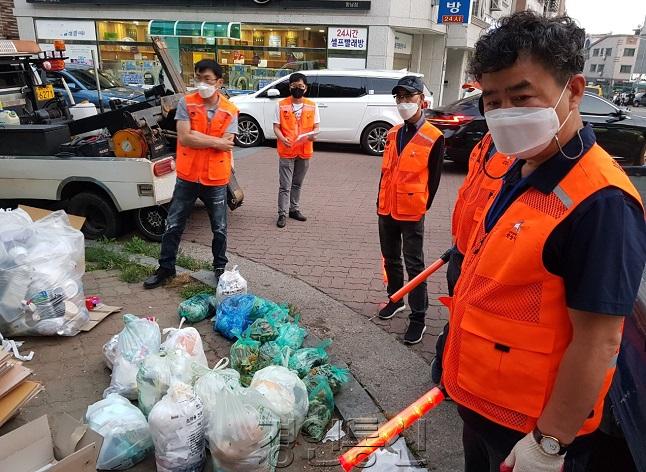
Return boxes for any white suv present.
[230,70,433,155]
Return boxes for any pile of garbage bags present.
[0,208,89,336]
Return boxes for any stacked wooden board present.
[0,350,42,427]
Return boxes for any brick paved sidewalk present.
[182,146,465,363]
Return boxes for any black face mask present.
[290,88,305,99]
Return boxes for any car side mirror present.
[267,88,280,98]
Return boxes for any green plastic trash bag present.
[177,293,216,323]
[243,317,280,343]
[288,340,332,378]
[275,317,308,351]
[302,375,335,442]
[250,296,290,324]
[309,364,350,394]
[230,332,261,386]
[257,341,282,371]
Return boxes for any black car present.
[426,93,646,167]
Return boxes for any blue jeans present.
[159,178,228,270]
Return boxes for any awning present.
[147,21,241,40]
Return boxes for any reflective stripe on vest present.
[451,133,512,254]
[175,92,238,185]
[443,144,644,436]
[377,121,443,222]
[277,97,316,159]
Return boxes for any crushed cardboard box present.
[80,304,122,332]
[0,413,103,472]
[18,205,85,231]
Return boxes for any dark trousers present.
[159,178,228,270]
[460,407,595,472]
[378,214,427,323]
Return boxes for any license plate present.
[36,84,55,101]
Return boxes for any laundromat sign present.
[327,27,368,50]
[27,0,371,8]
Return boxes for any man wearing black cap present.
[376,75,445,344]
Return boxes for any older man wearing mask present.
[439,12,646,472]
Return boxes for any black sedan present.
[426,93,646,167]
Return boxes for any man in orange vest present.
[273,73,320,228]
[377,76,445,344]
[441,12,646,472]
[144,60,239,288]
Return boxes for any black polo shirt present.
[484,124,646,316]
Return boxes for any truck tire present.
[134,205,168,242]
[68,192,121,240]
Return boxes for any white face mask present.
[397,102,419,121]
[197,82,216,99]
[484,82,572,159]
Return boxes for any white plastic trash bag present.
[216,265,247,305]
[207,388,280,472]
[137,350,195,417]
[193,358,241,435]
[148,382,206,472]
[160,319,208,367]
[0,209,89,336]
[103,334,119,370]
[85,393,154,470]
[250,366,309,444]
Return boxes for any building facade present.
[635,17,646,79]
[584,34,640,94]
[11,0,515,105]
[513,0,564,16]
[1,0,19,39]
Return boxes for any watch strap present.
[532,427,569,456]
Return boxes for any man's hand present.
[281,137,293,147]
[212,135,234,152]
[307,134,317,142]
[500,433,564,472]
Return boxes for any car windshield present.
[68,68,122,90]
[441,96,480,115]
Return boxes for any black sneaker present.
[143,266,176,289]
[277,215,287,228]
[289,210,307,221]
[214,267,225,285]
[404,321,427,345]
[378,300,406,320]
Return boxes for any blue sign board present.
[437,0,471,24]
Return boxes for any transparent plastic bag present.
[178,293,216,323]
[103,334,120,370]
[288,340,332,378]
[206,388,280,472]
[148,383,206,472]
[250,296,289,324]
[230,333,261,387]
[250,366,309,444]
[194,358,242,435]
[308,364,350,394]
[161,319,208,367]
[302,375,335,442]
[215,265,248,305]
[104,355,140,400]
[85,393,154,470]
[136,350,195,417]
[214,294,255,340]
[275,317,308,351]
[243,317,280,343]
[0,209,89,336]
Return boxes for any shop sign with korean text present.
[394,32,413,55]
[327,27,367,51]
[437,0,471,24]
[35,19,97,41]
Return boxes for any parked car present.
[230,70,434,155]
[633,92,646,107]
[426,92,646,167]
[46,64,145,109]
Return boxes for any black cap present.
[392,75,424,95]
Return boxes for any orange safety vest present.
[175,92,239,186]
[451,133,512,254]
[276,97,317,159]
[443,144,644,436]
[377,121,443,222]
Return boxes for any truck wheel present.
[134,205,168,242]
[68,192,121,240]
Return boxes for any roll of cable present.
[113,128,149,158]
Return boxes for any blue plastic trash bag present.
[214,294,255,340]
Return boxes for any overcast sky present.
[565,0,646,35]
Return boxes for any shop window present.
[99,43,160,87]
[315,75,366,98]
[97,20,150,42]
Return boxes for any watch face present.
[540,437,561,455]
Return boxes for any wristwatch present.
[532,428,569,456]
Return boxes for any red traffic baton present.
[389,248,453,304]
[338,387,445,471]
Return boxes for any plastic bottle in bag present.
[250,366,309,445]
[85,393,154,470]
[215,265,248,305]
[160,319,208,367]
[148,382,206,472]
